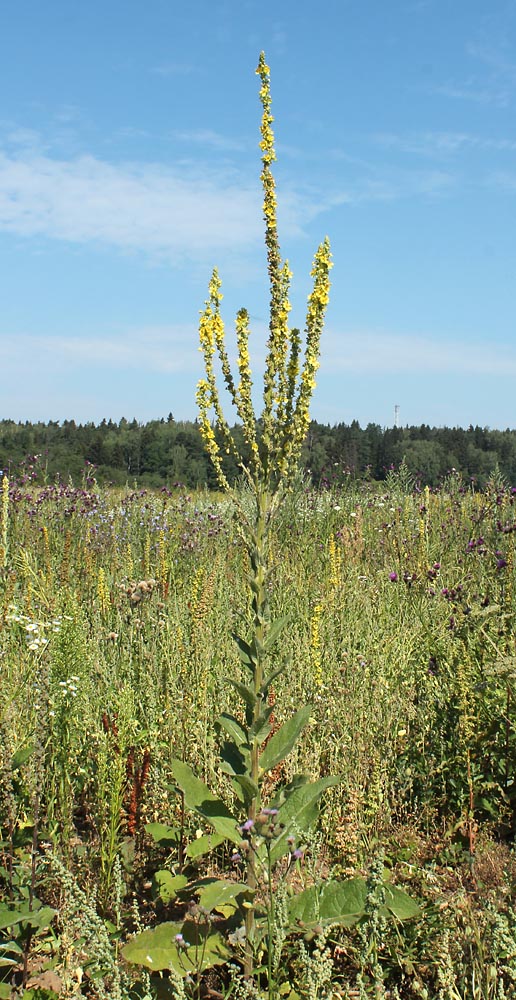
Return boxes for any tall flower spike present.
[196,53,331,499]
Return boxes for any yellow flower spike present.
[197,53,331,499]
[0,474,9,569]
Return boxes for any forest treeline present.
[1,415,516,487]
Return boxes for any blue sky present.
[2,0,516,429]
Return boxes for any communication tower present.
[394,404,400,428]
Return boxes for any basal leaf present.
[145,823,181,847]
[196,878,252,913]
[123,920,230,975]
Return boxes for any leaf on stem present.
[170,759,241,846]
[259,706,311,773]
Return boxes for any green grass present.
[2,471,516,997]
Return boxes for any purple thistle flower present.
[389,572,398,582]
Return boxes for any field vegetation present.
[2,52,516,1000]
[2,468,516,998]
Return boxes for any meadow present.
[2,466,516,999]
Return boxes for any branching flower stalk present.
[196,53,332,981]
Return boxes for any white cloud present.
[321,329,516,376]
[433,81,510,108]
[0,326,199,375]
[151,62,197,77]
[171,128,248,153]
[374,130,516,157]
[4,324,515,383]
[0,150,267,260]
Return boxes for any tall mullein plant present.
[196,54,332,972]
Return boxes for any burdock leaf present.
[123,921,230,975]
[152,872,188,904]
[384,884,421,921]
[145,823,181,847]
[269,776,341,864]
[186,832,225,859]
[196,879,252,913]
[288,878,367,929]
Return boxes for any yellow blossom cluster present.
[196,52,332,501]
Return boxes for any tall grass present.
[1,470,516,994]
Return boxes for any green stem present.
[244,487,270,980]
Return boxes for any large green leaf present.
[123,920,230,976]
[195,878,252,914]
[262,615,290,652]
[260,707,311,774]
[269,776,341,864]
[287,878,420,930]
[217,713,249,748]
[145,823,181,847]
[186,832,226,860]
[152,872,188,904]
[170,760,240,846]
[288,879,367,930]
[0,903,56,932]
[384,884,421,921]
[0,906,28,930]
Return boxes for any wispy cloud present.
[432,39,516,109]
[170,128,248,153]
[322,329,516,377]
[374,130,516,157]
[151,61,196,77]
[0,138,460,268]
[0,150,265,261]
[432,81,510,108]
[0,326,199,375]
